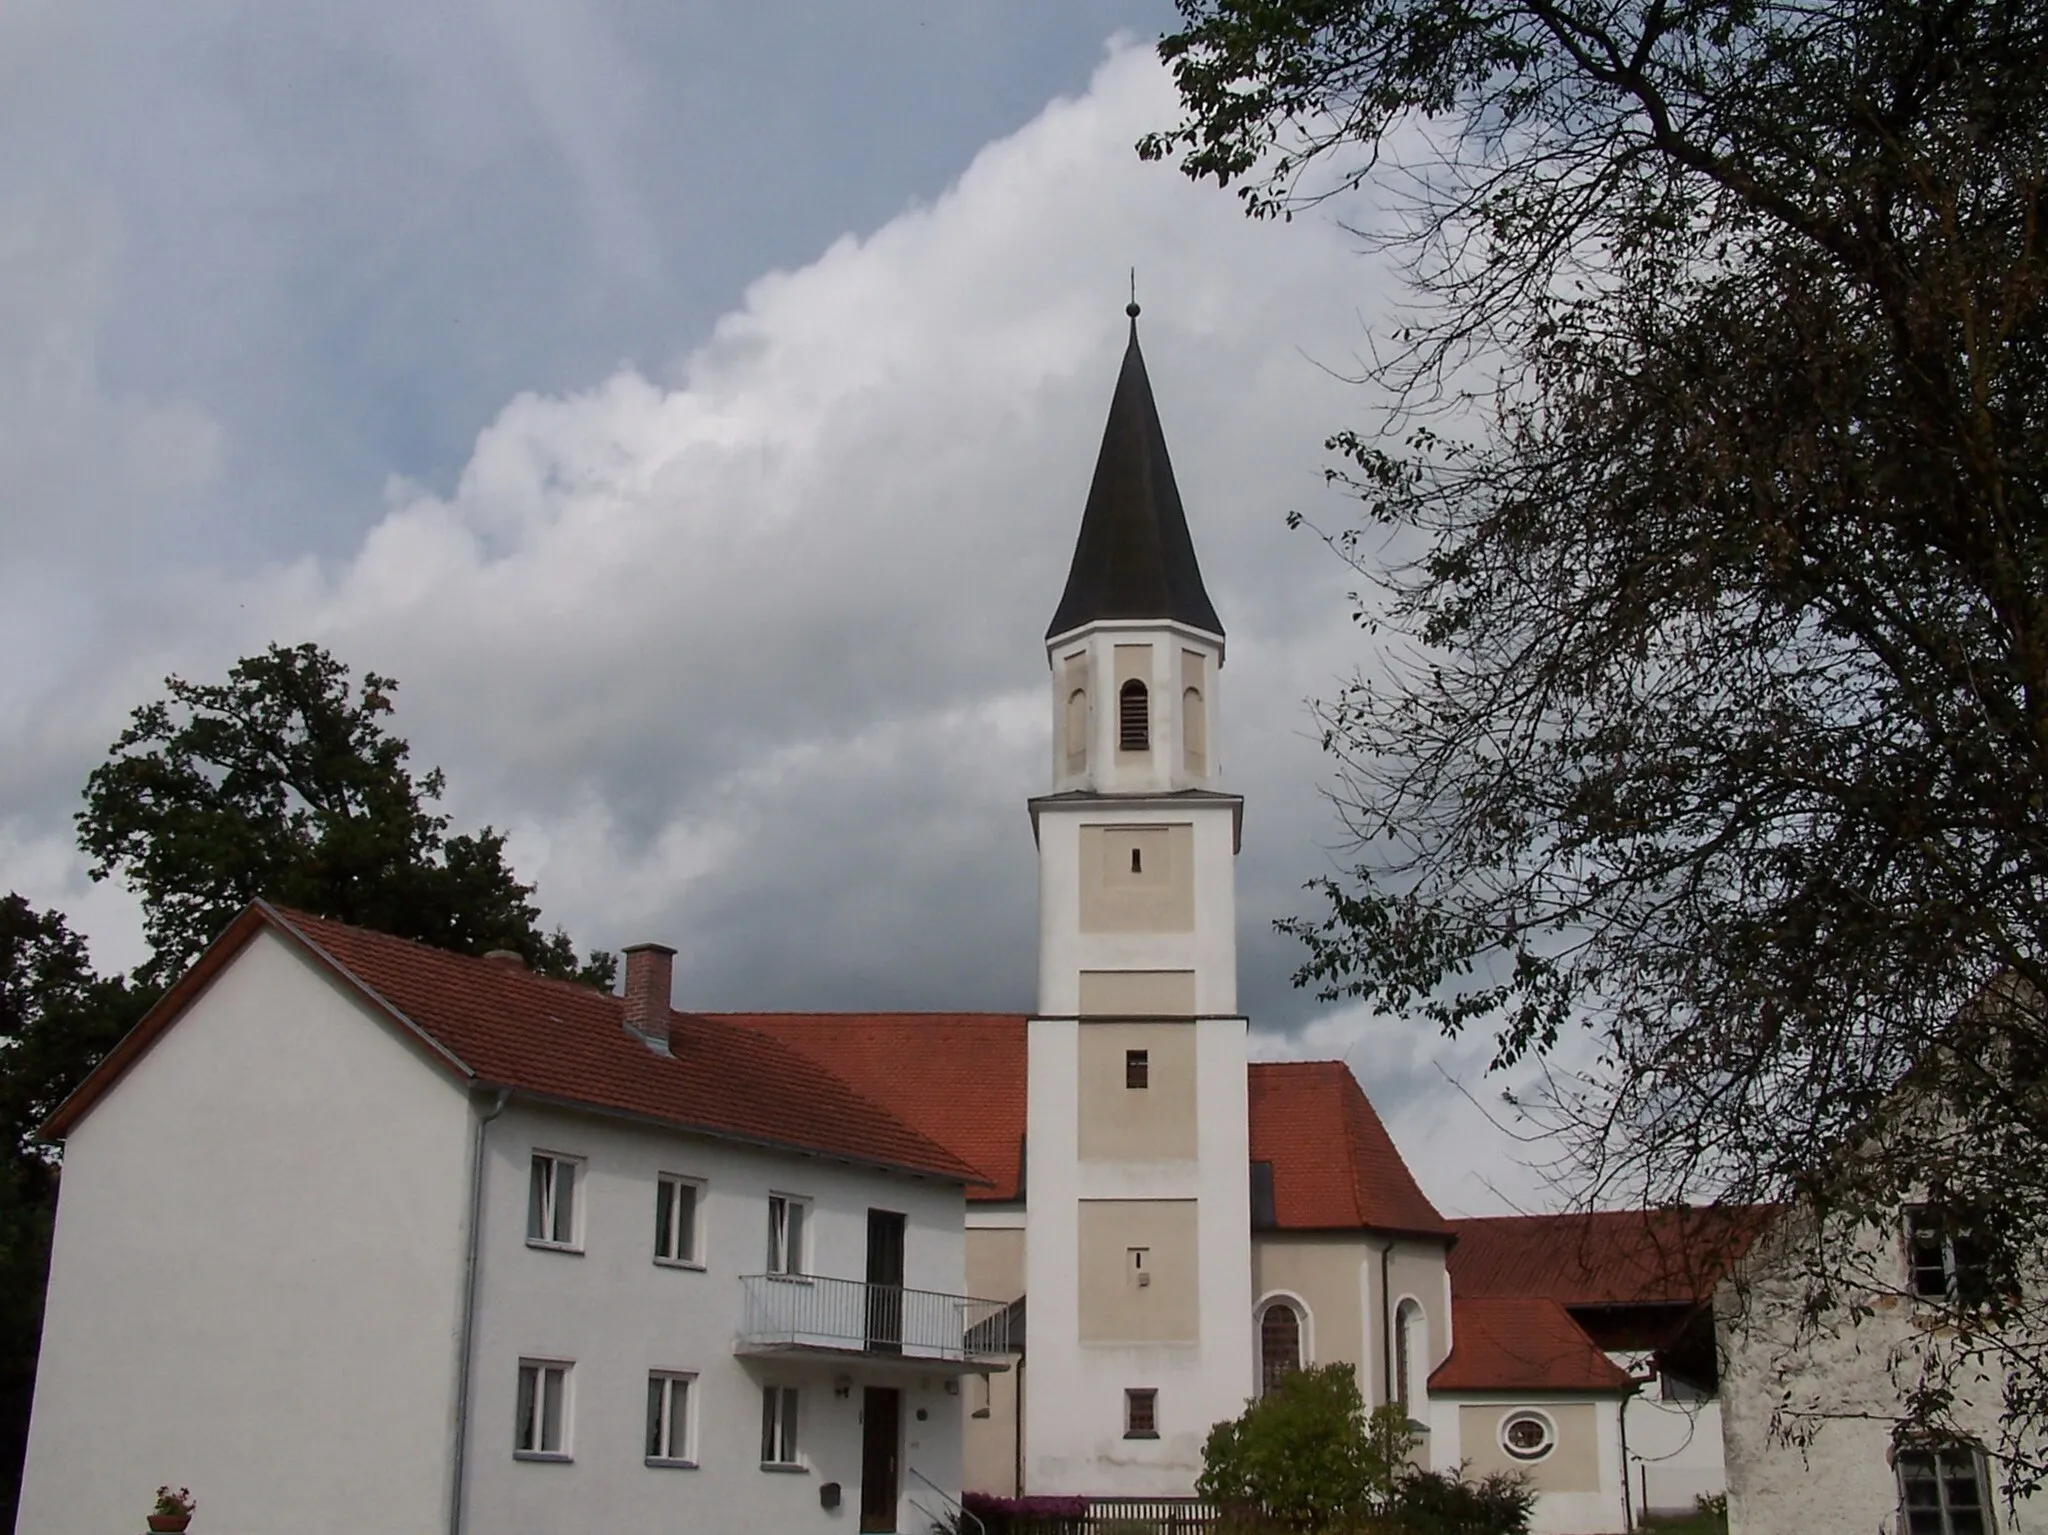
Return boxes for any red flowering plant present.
[153,1487,197,1516]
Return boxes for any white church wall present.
[1621,1385,1725,1517]
[16,929,475,1535]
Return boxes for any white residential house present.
[16,907,1002,1535]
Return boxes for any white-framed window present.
[1500,1409,1557,1462]
[1124,1387,1158,1439]
[1897,1441,1992,1534]
[760,1384,802,1468]
[1394,1298,1426,1409]
[655,1174,704,1267]
[767,1193,809,1277]
[645,1371,697,1466]
[515,1359,572,1459]
[1904,1206,1993,1308]
[526,1152,582,1251]
[1259,1300,1303,1395]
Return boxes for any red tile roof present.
[747,1016,1446,1234]
[49,906,1451,1231]
[1428,1297,1634,1394]
[1249,1060,1449,1236]
[715,1014,1029,1201]
[1446,1208,1768,1308]
[45,904,983,1186]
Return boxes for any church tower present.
[1023,307,1255,1495]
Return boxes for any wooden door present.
[859,1386,901,1532]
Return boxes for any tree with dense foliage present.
[1143,0,2048,1486]
[79,643,613,989]
[0,898,146,1522]
[1197,1365,1530,1533]
[1198,1365,1411,1528]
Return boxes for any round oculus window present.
[1500,1411,1556,1462]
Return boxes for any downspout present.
[1378,1242,1395,1406]
[1618,1370,1655,1532]
[1618,1385,1635,1531]
[1013,1355,1026,1498]
[449,1087,511,1535]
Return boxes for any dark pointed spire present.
[1046,313,1224,641]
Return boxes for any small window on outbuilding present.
[1119,680,1149,752]
[1897,1440,1992,1535]
[1905,1205,1993,1308]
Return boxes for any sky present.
[0,2,1570,1216]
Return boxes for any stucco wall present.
[1253,1235,1368,1383]
[1078,1023,1197,1161]
[1719,1208,2046,1535]
[1427,1391,1627,1535]
[16,930,476,1535]
[463,1099,968,1535]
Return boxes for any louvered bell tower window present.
[1119,680,1149,751]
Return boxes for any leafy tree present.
[1143,0,2048,1483]
[0,897,146,1524]
[78,643,613,989]
[1197,1364,1410,1528]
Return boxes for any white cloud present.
[1,41,1553,1213]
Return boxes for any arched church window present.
[1259,1301,1301,1395]
[1394,1299,1425,1410]
[1119,680,1149,752]
[1183,686,1206,773]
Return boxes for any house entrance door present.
[859,1386,901,1533]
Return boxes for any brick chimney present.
[621,943,676,1055]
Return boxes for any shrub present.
[1196,1364,1415,1530]
[960,1491,1091,1535]
[1390,1466,1533,1535]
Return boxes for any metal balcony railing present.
[738,1274,1011,1363]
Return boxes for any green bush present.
[1196,1364,1415,1529]
[1390,1466,1533,1535]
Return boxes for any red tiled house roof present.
[45,904,983,1186]
[1447,1208,1767,1307]
[719,1014,1029,1200]
[1428,1297,1634,1394]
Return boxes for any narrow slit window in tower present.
[1125,1049,1149,1089]
[1119,680,1149,752]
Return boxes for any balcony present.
[737,1275,1012,1373]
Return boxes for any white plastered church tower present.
[1023,304,1255,1494]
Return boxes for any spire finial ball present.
[1126,300,1141,320]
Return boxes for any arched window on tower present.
[1259,1301,1301,1395]
[1119,679,1150,752]
[1394,1299,1425,1414]
[1065,687,1089,773]
[1183,686,1206,774]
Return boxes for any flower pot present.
[147,1515,191,1532]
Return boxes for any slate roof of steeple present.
[1046,313,1224,641]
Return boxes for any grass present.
[1638,1512,1728,1535]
